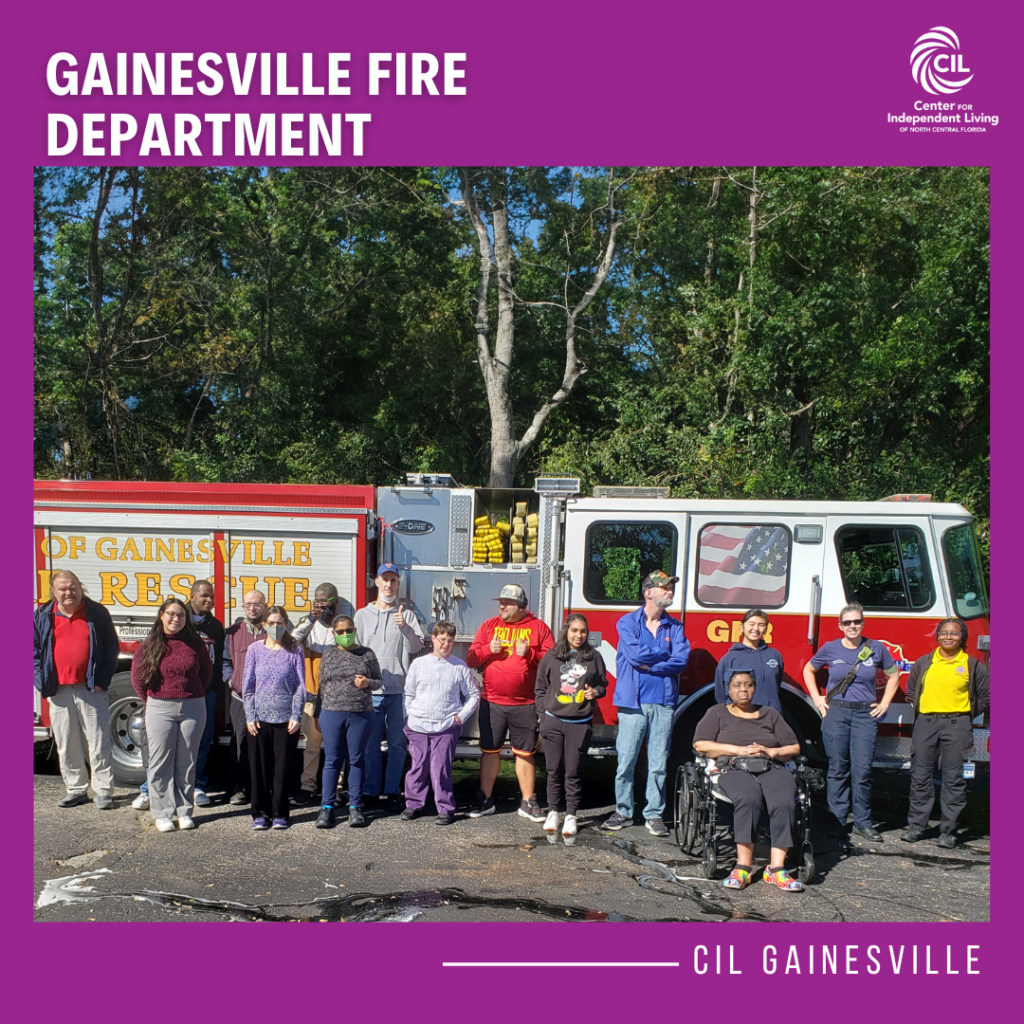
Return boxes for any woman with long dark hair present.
[534,613,607,839]
[902,617,989,847]
[242,606,306,831]
[131,598,213,832]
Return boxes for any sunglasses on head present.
[840,619,864,626]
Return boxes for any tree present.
[458,167,624,486]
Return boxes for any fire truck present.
[33,476,990,785]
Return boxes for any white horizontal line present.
[443,962,679,968]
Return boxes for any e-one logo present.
[911,27,973,95]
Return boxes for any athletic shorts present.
[478,699,539,756]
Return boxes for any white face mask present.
[379,593,398,606]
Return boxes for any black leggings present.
[716,764,798,848]
[249,721,299,821]
[539,715,592,814]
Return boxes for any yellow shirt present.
[919,648,971,714]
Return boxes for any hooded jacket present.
[714,641,784,713]
[353,602,424,695]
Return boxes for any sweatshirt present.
[466,611,555,705]
[353,602,425,695]
[131,637,213,701]
[315,644,382,714]
[714,641,784,713]
[404,653,480,733]
[534,648,608,720]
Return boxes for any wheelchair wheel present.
[702,838,718,879]
[674,765,698,854]
[799,842,816,883]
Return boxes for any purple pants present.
[403,722,461,815]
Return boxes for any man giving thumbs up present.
[354,563,425,811]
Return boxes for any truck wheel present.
[106,673,147,786]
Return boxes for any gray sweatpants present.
[48,683,115,799]
[145,697,206,821]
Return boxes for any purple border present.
[10,0,1009,1016]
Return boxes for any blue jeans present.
[363,693,408,796]
[821,703,877,829]
[614,703,674,821]
[320,710,373,807]
[194,688,219,791]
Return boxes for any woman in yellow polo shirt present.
[902,617,989,848]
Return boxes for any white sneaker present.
[562,814,578,837]
[543,810,560,833]
[178,815,196,830]
[132,793,150,810]
[194,791,211,807]
[154,818,175,832]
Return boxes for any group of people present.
[34,567,989,887]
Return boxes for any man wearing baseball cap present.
[466,583,554,819]
[604,569,690,837]
[354,563,424,811]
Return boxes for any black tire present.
[702,838,718,879]
[800,841,816,884]
[673,765,688,848]
[106,672,147,786]
[681,765,699,854]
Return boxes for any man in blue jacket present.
[604,570,690,837]
[33,571,121,808]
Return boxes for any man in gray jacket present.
[354,563,424,809]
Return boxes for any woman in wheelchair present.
[693,670,804,892]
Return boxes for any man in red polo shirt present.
[34,571,121,808]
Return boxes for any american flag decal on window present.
[697,525,790,606]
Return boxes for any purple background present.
[8,0,1009,1016]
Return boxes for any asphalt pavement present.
[33,749,989,924]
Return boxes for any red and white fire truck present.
[34,476,990,784]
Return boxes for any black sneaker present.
[601,812,630,831]
[468,795,496,818]
[936,832,957,849]
[518,797,547,822]
[291,789,320,807]
[348,806,367,828]
[229,791,250,806]
[645,818,670,838]
[58,792,90,808]
[901,826,924,843]
[435,813,456,826]
[315,806,335,829]
[385,794,403,811]
[400,807,420,821]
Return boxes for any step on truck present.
[34,476,990,784]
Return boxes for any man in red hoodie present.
[466,584,554,820]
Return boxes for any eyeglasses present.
[937,632,962,639]
[334,628,355,635]
[840,619,864,626]
[163,612,185,620]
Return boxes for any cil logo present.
[391,519,435,535]
[911,27,974,95]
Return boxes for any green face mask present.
[335,632,357,648]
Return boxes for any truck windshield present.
[942,523,989,621]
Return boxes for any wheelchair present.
[673,754,816,882]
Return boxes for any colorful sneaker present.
[562,814,578,838]
[271,818,289,830]
[543,809,560,832]
[763,865,804,892]
[252,816,270,831]
[723,866,752,889]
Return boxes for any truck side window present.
[583,522,676,604]
[695,523,791,607]
[835,525,935,611]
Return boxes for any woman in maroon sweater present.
[132,598,212,832]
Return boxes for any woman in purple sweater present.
[242,606,306,831]
[131,598,213,832]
